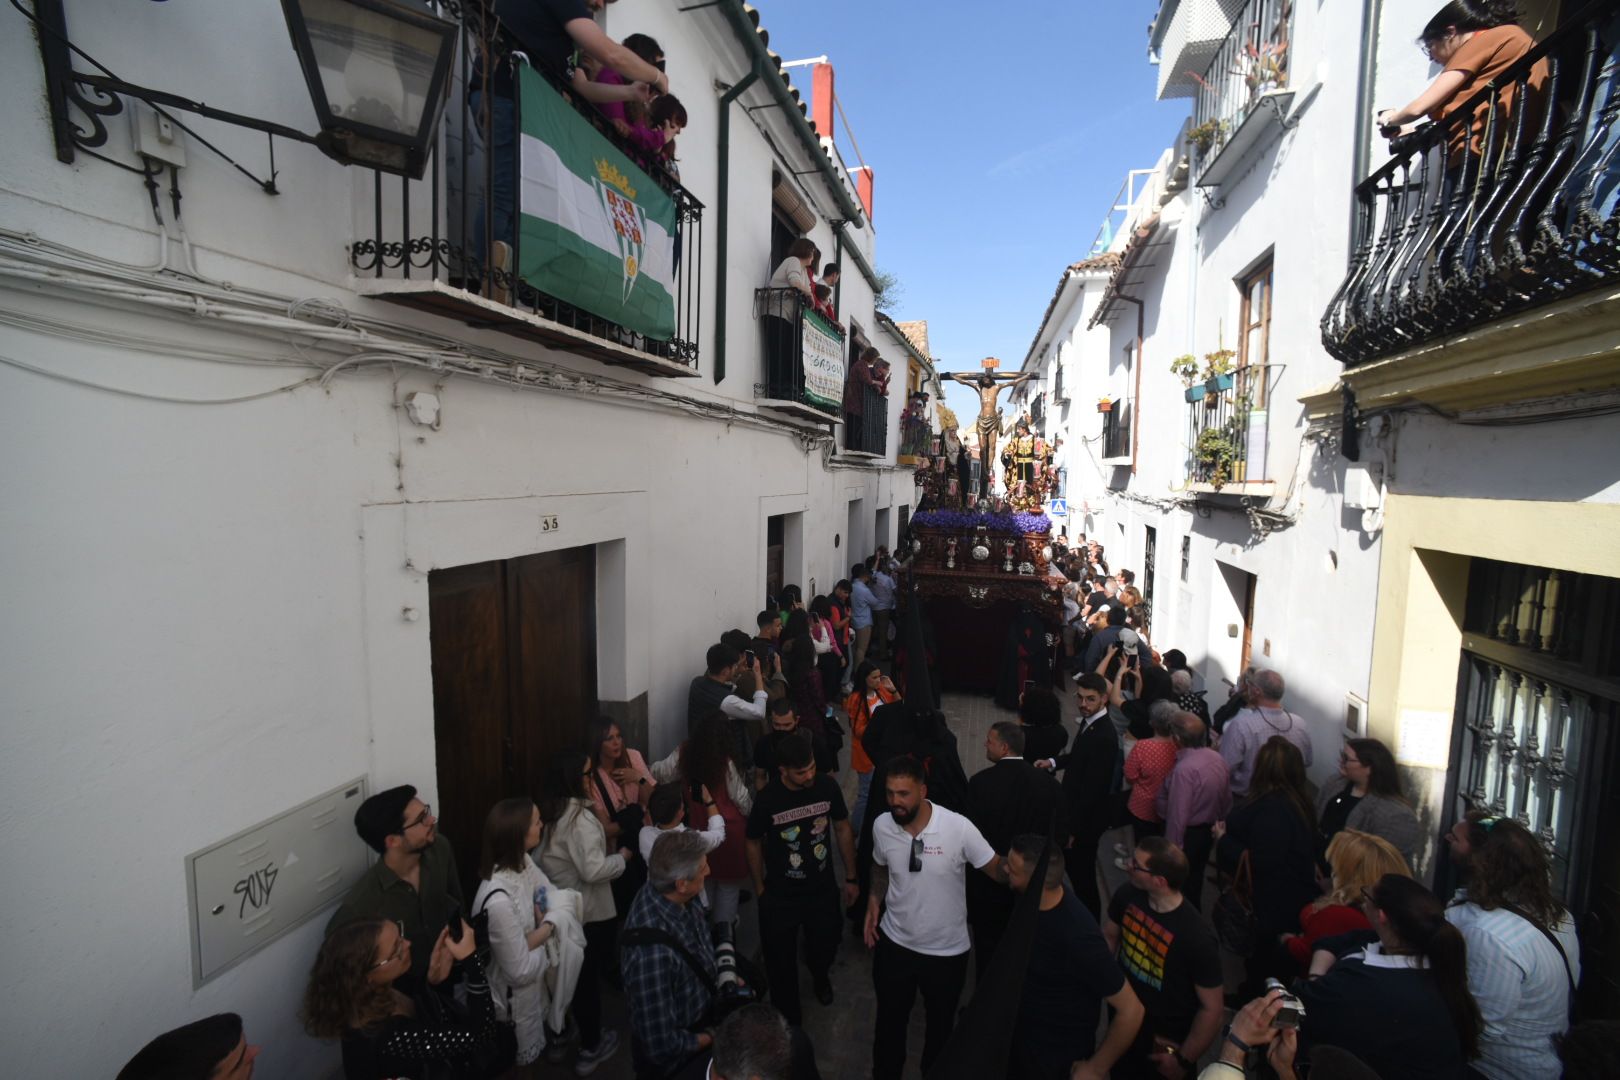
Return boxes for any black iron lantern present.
[281,0,457,179]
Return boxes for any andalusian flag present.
[517,67,678,340]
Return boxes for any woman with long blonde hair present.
[1282,828,1411,970]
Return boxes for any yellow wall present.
[1367,493,1620,874]
[1370,493,1620,748]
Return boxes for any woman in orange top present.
[1377,2,1549,163]
[843,660,898,831]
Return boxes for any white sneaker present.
[574,1030,621,1076]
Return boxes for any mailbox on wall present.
[185,778,372,987]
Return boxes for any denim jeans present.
[468,92,516,272]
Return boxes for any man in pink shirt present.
[1155,713,1230,911]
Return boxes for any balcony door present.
[428,547,598,899]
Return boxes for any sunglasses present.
[909,836,924,873]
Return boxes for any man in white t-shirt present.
[863,756,1005,1080]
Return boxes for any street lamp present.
[280,0,458,179]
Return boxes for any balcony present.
[1188,0,1295,188]
[351,21,702,379]
[1185,364,1277,496]
[1151,0,1252,101]
[1322,4,1620,388]
[754,287,844,424]
[1101,400,1133,464]
[844,384,888,456]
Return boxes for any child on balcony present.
[591,33,666,138]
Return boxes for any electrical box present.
[1344,461,1384,511]
[130,101,187,169]
[185,778,371,987]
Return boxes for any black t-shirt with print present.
[746,775,848,898]
[1106,883,1223,1039]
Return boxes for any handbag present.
[1212,850,1259,958]
[414,956,519,1080]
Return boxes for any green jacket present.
[325,833,464,986]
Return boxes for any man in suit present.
[966,720,1067,977]
[1035,673,1122,918]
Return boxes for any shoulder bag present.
[1212,850,1259,957]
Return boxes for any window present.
[1238,259,1273,406]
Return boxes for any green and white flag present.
[517,67,678,340]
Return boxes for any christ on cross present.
[942,361,1037,499]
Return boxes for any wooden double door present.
[428,547,597,898]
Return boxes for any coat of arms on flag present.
[595,160,646,302]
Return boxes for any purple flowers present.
[912,510,1052,535]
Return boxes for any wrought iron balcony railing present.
[845,383,888,456]
[1188,0,1293,174]
[754,286,845,422]
[1322,3,1620,365]
[352,15,703,375]
[1186,364,1276,488]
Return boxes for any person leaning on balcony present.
[1375,1,1549,165]
[764,238,819,390]
[472,0,669,278]
[843,346,882,436]
[589,33,664,136]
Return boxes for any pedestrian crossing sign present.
[1047,499,1068,518]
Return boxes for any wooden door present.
[429,547,597,899]
[1239,571,1257,674]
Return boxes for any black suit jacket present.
[966,757,1069,853]
[1056,713,1120,836]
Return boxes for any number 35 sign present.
[541,514,561,533]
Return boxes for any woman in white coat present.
[473,797,577,1070]
[537,749,630,1075]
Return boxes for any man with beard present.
[327,785,465,990]
[864,756,1005,1080]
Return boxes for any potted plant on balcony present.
[1205,348,1237,396]
[1239,41,1288,98]
[1195,426,1239,489]
[1187,118,1226,156]
[1097,395,1114,413]
[1172,354,1203,402]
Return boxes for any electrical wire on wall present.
[0,229,845,453]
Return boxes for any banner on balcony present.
[516,67,677,340]
[801,309,845,409]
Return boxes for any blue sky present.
[756,0,1190,425]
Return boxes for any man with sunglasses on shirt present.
[863,756,1006,1080]
[326,784,466,992]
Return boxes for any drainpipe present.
[713,62,762,385]
[1349,0,1384,258]
[1116,294,1146,476]
[715,0,866,229]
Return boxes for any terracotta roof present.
[894,320,930,357]
[1022,252,1122,367]
[1089,215,1162,329]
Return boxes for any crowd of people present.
[115,529,1609,1080]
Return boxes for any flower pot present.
[1097,401,1113,413]
[1184,385,1205,403]
[1209,372,1236,392]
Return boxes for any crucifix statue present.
[942,359,1037,499]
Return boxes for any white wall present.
[0,1,905,1075]
[1031,0,1384,784]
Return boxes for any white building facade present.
[0,1,914,1075]
[1036,0,1620,1013]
